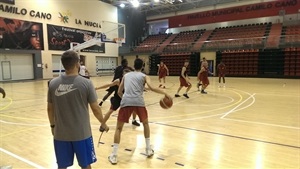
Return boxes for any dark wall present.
[118,8,147,47]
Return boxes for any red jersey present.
[218,63,226,74]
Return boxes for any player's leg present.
[175,86,183,97]
[109,107,133,164]
[222,75,225,87]
[99,90,114,106]
[104,97,120,123]
[162,76,166,88]
[175,77,184,97]
[54,140,75,168]
[183,83,192,98]
[201,84,208,94]
[132,111,140,126]
[135,107,153,157]
[218,74,221,87]
[108,120,125,165]
[103,109,114,123]
[158,76,162,88]
[73,137,97,169]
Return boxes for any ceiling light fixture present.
[120,3,125,8]
[131,0,140,7]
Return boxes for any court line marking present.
[222,118,300,130]
[0,97,13,111]
[220,93,256,119]
[0,147,46,169]
[255,93,300,97]
[153,122,300,149]
[0,120,47,127]
[0,126,41,138]
[148,89,244,120]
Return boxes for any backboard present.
[101,21,126,46]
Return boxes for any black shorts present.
[110,96,121,111]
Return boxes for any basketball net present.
[114,38,124,47]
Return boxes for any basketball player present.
[79,61,90,79]
[98,59,133,106]
[175,60,192,98]
[47,50,109,169]
[198,61,213,94]
[197,57,208,91]
[0,87,5,98]
[217,60,226,87]
[95,69,140,126]
[108,58,172,165]
[157,61,169,88]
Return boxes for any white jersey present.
[79,65,87,76]
[120,71,146,107]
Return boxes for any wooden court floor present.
[0,76,299,169]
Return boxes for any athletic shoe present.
[201,90,207,94]
[145,148,154,157]
[183,94,189,98]
[163,86,166,88]
[175,94,180,97]
[159,84,162,88]
[108,154,118,165]
[132,120,140,126]
[99,101,103,107]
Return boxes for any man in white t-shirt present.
[79,62,90,79]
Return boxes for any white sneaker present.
[108,154,118,165]
[145,148,154,157]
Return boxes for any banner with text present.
[47,24,105,53]
[0,17,44,50]
[0,0,15,5]
[168,0,298,28]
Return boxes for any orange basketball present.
[160,96,173,109]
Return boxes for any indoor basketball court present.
[0,76,299,168]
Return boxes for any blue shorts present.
[54,136,97,168]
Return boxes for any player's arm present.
[145,76,171,99]
[85,68,90,76]
[117,76,125,98]
[90,102,109,132]
[197,71,201,81]
[181,67,187,80]
[199,67,205,74]
[47,102,55,135]
[95,79,120,90]
[181,67,189,81]
[157,66,160,75]
[165,65,169,75]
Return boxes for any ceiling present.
[100,0,243,16]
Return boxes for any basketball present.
[160,96,173,109]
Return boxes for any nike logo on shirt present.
[55,84,77,96]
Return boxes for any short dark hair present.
[134,58,143,70]
[61,50,79,70]
[121,59,128,66]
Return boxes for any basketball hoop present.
[114,38,124,47]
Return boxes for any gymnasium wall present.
[0,0,118,80]
[123,54,150,74]
[200,52,217,74]
[118,9,147,47]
